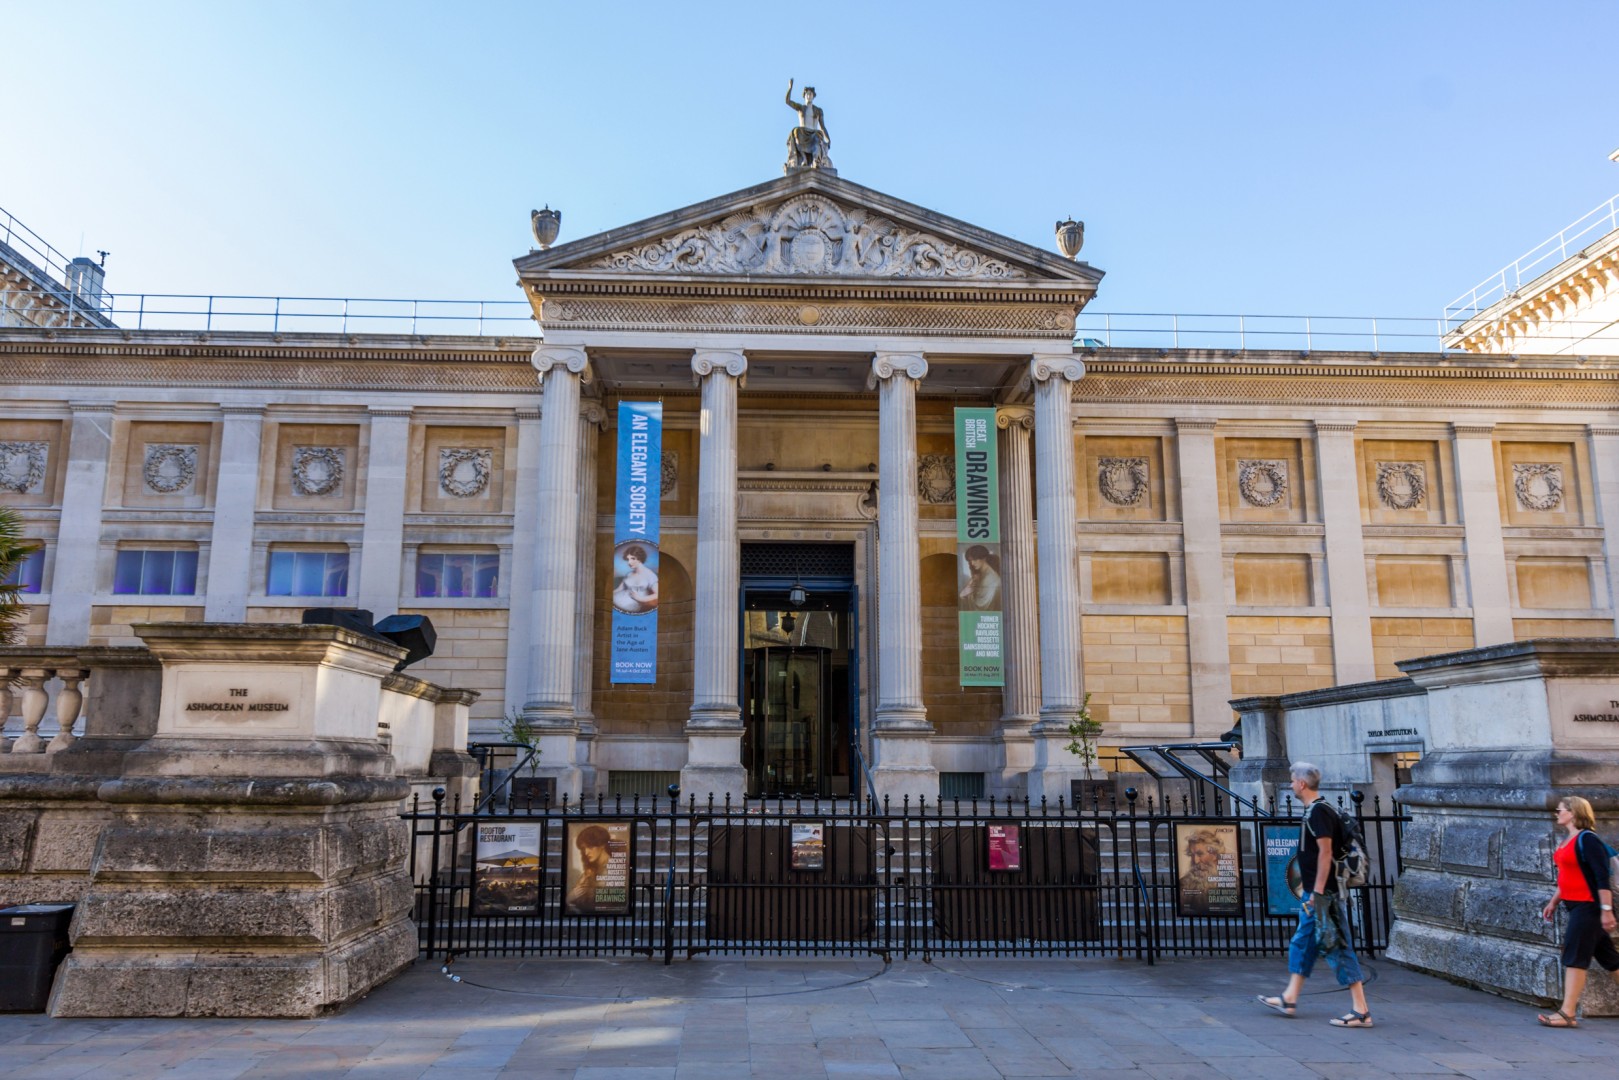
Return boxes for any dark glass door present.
[741,595,852,798]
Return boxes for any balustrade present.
[0,647,158,759]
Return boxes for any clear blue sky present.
[6,0,1616,320]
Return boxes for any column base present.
[989,723,1035,800]
[871,713,937,807]
[1025,721,1093,807]
[681,717,745,806]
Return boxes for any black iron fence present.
[403,788,1408,965]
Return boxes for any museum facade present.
[4,170,1618,804]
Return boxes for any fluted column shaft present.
[1026,354,1088,803]
[526,348,591,730]
[997,407,1040,726]
[571,402,607,794]
[682,351,749,802]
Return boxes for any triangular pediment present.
[515,172,1102,287]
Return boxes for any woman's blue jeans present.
[1288,893,1363,987]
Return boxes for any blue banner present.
[610,402,662,683]
[1262,823,1304,917]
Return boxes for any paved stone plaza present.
[2,957,1617,1079]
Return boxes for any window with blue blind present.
[113,549,198,596]
[416,552,499,598]
[2,546,44,594]
[267,550,349,597]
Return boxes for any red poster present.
[987,824,1021,871]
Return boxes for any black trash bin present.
[0,903,74,1012]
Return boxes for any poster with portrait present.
[610,401,662,684]
[472,822,541,917]
[954,407,1003,686]
[564,820,633,916]
[1172,822,1242,918]
[789,822,825,871]
[1262,823,1305,917]
[987,824,1021,871]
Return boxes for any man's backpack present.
[1305,798,1370,890]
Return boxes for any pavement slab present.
[0,957,1614,1078]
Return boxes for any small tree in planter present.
[499,710,551,806]
[1063,693,1108,805]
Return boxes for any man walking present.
[1257,762,1373,1027]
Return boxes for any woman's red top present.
[1555,834,1594,902]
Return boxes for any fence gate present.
[404,789,1407,964]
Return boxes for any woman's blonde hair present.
[1560,795,1597,832]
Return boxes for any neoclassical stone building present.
[3,172,1617,803]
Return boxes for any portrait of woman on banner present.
[611,542,660,614]
[958,543,1002,611]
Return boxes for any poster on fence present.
[610,401,662,684]
[790,822,826,871]
[987,824,1022,871]
[564,820,633,916]
[1262,823,1305,917]
[473,822,541,917]
[954,407,1003,687]
[1173,822,1241,918]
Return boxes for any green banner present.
[954,408,1003,686]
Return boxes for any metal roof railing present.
[0,206,84,290]
[1443,193,1619,331]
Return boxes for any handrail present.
[851,739,879,808]
[1444,193,1619,329]
[1119,741,1268,817]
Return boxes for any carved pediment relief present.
[584,194,1032,281]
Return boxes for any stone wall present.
[1227,615,1335,697]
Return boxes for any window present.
[2,545,44,594]
[113,548,198,596]
[416,551,498,598]
[268,549,349,597]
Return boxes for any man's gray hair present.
[1290,762,1322,789]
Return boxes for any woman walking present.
[1537,796,1618,1027]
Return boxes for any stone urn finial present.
[531,206,562,250]
[1055,218,1085,259]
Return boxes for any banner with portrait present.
[1262,823,1305,917]
[472,822,541,917]
[954,407,1003,686]
[610,401,662,684]
[1172,821,1242,918]
[564,820,633,916]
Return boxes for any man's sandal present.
[1256,995,1296,1017]
[1537,1009,1578,1028]
[1329,1011,1374,1028]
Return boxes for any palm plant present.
[0,506,39,646]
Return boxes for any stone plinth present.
[1385,638,1619,1014]
[47,623,419,1018]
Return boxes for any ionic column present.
[993,406,1039,797]
[501,407,542,741]
[572,401,608,796]
[204,405,265,622]
[868,352,937,804]
[1453,423,1514,646]
[1315,420,1376,684]
[356,407,412,617]
[1025,354,1089,804]
[524,346,592,799]
[46,402,114,647]
[682,350,749,803]
[1176,418,1234,734]
[1591,425,1619,635]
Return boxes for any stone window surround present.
[108,542,203,598]
[402,543,512,608]
[265,543,353,599]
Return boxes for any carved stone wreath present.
[439,448,492,498]
[1096,457,1149,507]
[661,451,679,500]
[1374,461,1427,511]
[291,446,345,497]
[142,444,198,495]
[0,441,48,494]
[1512,462,1564,512]
[917,454,955,504]
[1237,459,1288,508]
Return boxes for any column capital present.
[691,349,748,387]
[67,401,115,415]
[1313,420,1358,435]
[579,401,608,427]
[1452,422,1495,439]
[996,406,1034,431]
[1174,417,1217,433]
[1029,354,1084,383]
[532,345,592,383]
[218,404,266,418]
[868,352,928,389]
[368,406,414,419]
[1588,425,1619,438]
